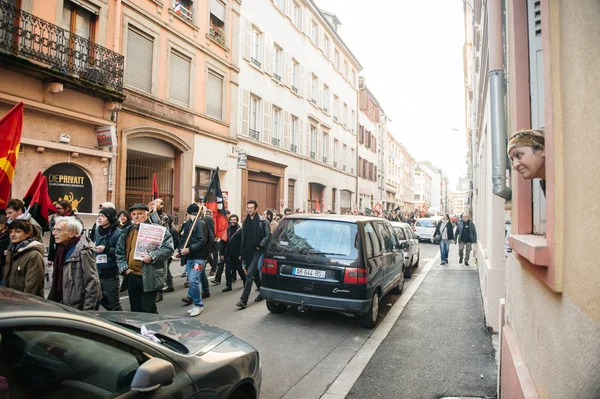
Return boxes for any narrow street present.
[119,243,441,399]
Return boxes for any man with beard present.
[220,214,245,292]
[236,200,271,309]
[94,207,123,310]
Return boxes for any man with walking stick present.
[175,203,210,317]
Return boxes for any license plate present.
[293,268,326,278]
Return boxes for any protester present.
[5,199,42,241]
[175,204,210,317]
[266,209,279,233]
[117,210,132,229]
[156,214,178,302]
[283,208,293,217]
[236,200,271,309]
[48,200,77,267]
[508,129,546,194]
[149,198,170,226]
[218,214,245,292]
[94,207,123,311]
[434,214,454,265]
[455,213,477,266]
[203,209,217,293]
[3,220,44,296]
[116,203,174,313]
[89,202,116,242]
[0,215,9,286]
[48,216,100,310]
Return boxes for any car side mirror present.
[131,358,175,392]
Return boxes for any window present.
[209,0,226,44]
[272,107,281,146]
[291,116,298,151]
[0,328,146,397]
[126,27,153,93]
[310,125,317,157]
[323,35,330,57]
[333,95,339,120]
[351,110,356,132]
[292,60,299,91]
[310,21,317,43]
[342,144,347,169]
[275,0,285,12]
[293,2,301,29]
[323,132,329,163]
[273,45,282,81]
[334,139,339,167]
[350,148,355,172]
[377,222,393,253]
[62,1,96,42]
[250,95,260,137]
[323,84,330,112]
[174,0,194,21]
[169,50,191,107]
[343,103,348,127]
[352,69,356,87]
[363,222,382,258]
[206,70,223,119]
[311,74,318,104]
[334,49,340,70]
[344,60,349,79]
[251,28,261,67]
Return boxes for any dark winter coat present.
[456,220,478,243]
[179,217,210,260]
[94,220,122,278]
[4,240,45,297]
[434,221,455,241]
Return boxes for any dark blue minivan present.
[260,215,407,328]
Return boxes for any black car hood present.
[95,312,233,356]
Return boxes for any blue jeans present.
[240,250,262,303]
[257,254,265,276]
[185,260,209,292]
[187,259,206,306]
[440,240,450,263]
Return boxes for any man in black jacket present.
[236,200,271,309]
[94,207,123,310]
[220,214,245,292]
[455,213,477,266]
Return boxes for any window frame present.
[205,68,225,120]
[123,20,160,95]
[168,47,193,108]
[250,95,260,132]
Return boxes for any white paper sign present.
[134,223,166,261]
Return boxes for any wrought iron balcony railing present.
[334,161,337,168]
[209,26,226,46]
[251,57,261,68]
[273,73,281,82]
[271,137,280,147]
[249,129,260,140]
[290,144,297,153]
[322,156,327,163]
[311,98,317,105]
[173,0,193,21]
[333,116,338,122]
[291,85,298,93]
[310,151,315,159]
[0,1,124,92]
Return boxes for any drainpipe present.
[113,0,122,53]
[488,0,511,200]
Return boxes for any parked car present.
[390,221,420,278]
[0,287,261,399]
[260,215,407,329]
[414,217,439,243]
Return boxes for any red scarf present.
[51,236,80,303]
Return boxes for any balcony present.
[322,156,327,163]
[173,0,193,22]
[249,129,260,140]
[0,1,124,100]
[290,144,297,153]
[271,137,280,147]
[291,86,298,93]
[310,151,316,159]
[334,161,337,168]
[209,26,226,46]
[343,165,346,171]
[251,57,261,68]
[333,116,338,122]
[273,73,281,82]
[324,107,328,114]
[311,98,317,105]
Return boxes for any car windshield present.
[269,219,359,260]
[416,219,437,228]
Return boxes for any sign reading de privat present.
[43,163,92,213]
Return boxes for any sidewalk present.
[345,258,498,399]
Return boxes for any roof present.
[284,214,383,223]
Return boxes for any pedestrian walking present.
[117,210,132,230]
[5,199,43,242]
[236,200,271,309]
[116,203,174,314]
[456,213,477,266]
[48,200,76,264]
[434,214,454,265]
[94,207,123,311]
[219,214,246,292]
[266,209,279,233]
[156,215,178,302]
[3,219,45,297]
[175,204,210,317]
[48,216,100,310]
[88,202,116,242]
[149,198,170,226]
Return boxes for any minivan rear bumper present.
[260,287,372,315]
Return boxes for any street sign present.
[96,126,117,148]
[237,152,247,169]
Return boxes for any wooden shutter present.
[283,111,291,149]
[126,28,153,93]
[206,70,223,119]
[241,90,250,136]
[317,130,323,161]
[284,52,292,87]
[299,119,304,155]
[264,35,272,74]
[243,18,251,61]
[299,65,304,98]
[170,50,191,107]
[305,123,311,156]
[263,100,271,143]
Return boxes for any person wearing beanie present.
[175,203,210,317]
[94,207,123,310]
[508,129,546,194]
[89,202,117,242]
[116,203,174,314]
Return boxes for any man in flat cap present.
[116,203,174,313]
[508,129,546,194]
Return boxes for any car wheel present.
[266,300,287,314]
[391,272,404,295]
[413,251,420,268]
[404,263,413,279]
[360,291,380,329]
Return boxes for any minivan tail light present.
[343,268,368,284]
[262,259,278,275]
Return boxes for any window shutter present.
[284,52,292,87]
[169,51,191,107]
[126,28,153,93]
[264,35,272,74]
[329,135,334,164]
[307,72,312,101]
[317,78,322,108]
[305,123,310,156]
[299,119,304,154]
[243,19,251,61]
[241,90,250,136]
[206,71,223,120]
[283,111,291,149]
[263,100,271,143]
[317,130,323,160]
[285,0,292,18]
[210,0,226,22]
[299,65,304,97]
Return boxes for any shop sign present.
[237,152,247,169]
[96,126,117,148]
[43,163,92,213]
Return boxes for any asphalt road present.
[119,243,441,399]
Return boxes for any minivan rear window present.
[269,219,359,259]
[416,219,437,228]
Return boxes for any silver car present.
[391,222,420,278]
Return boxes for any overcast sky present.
[316,0,468,188]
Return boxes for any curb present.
[321,252,440,399]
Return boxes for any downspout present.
[488,0,511,200]
[113,0,121,53]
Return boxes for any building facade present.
[357,79,380,213]
[418,162,441,215]
[237,0,360,215]
[413,165,432,213]
[0,0,125,217]
[465,0,600,397]
[385,132,402,212]
[399,143,416,212]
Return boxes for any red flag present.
[26,175,57,231]
[152,173,159,200]
[23,171,43,208]
[315,199,321,213]
[203,167,228,241]
[0,102,23,210]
